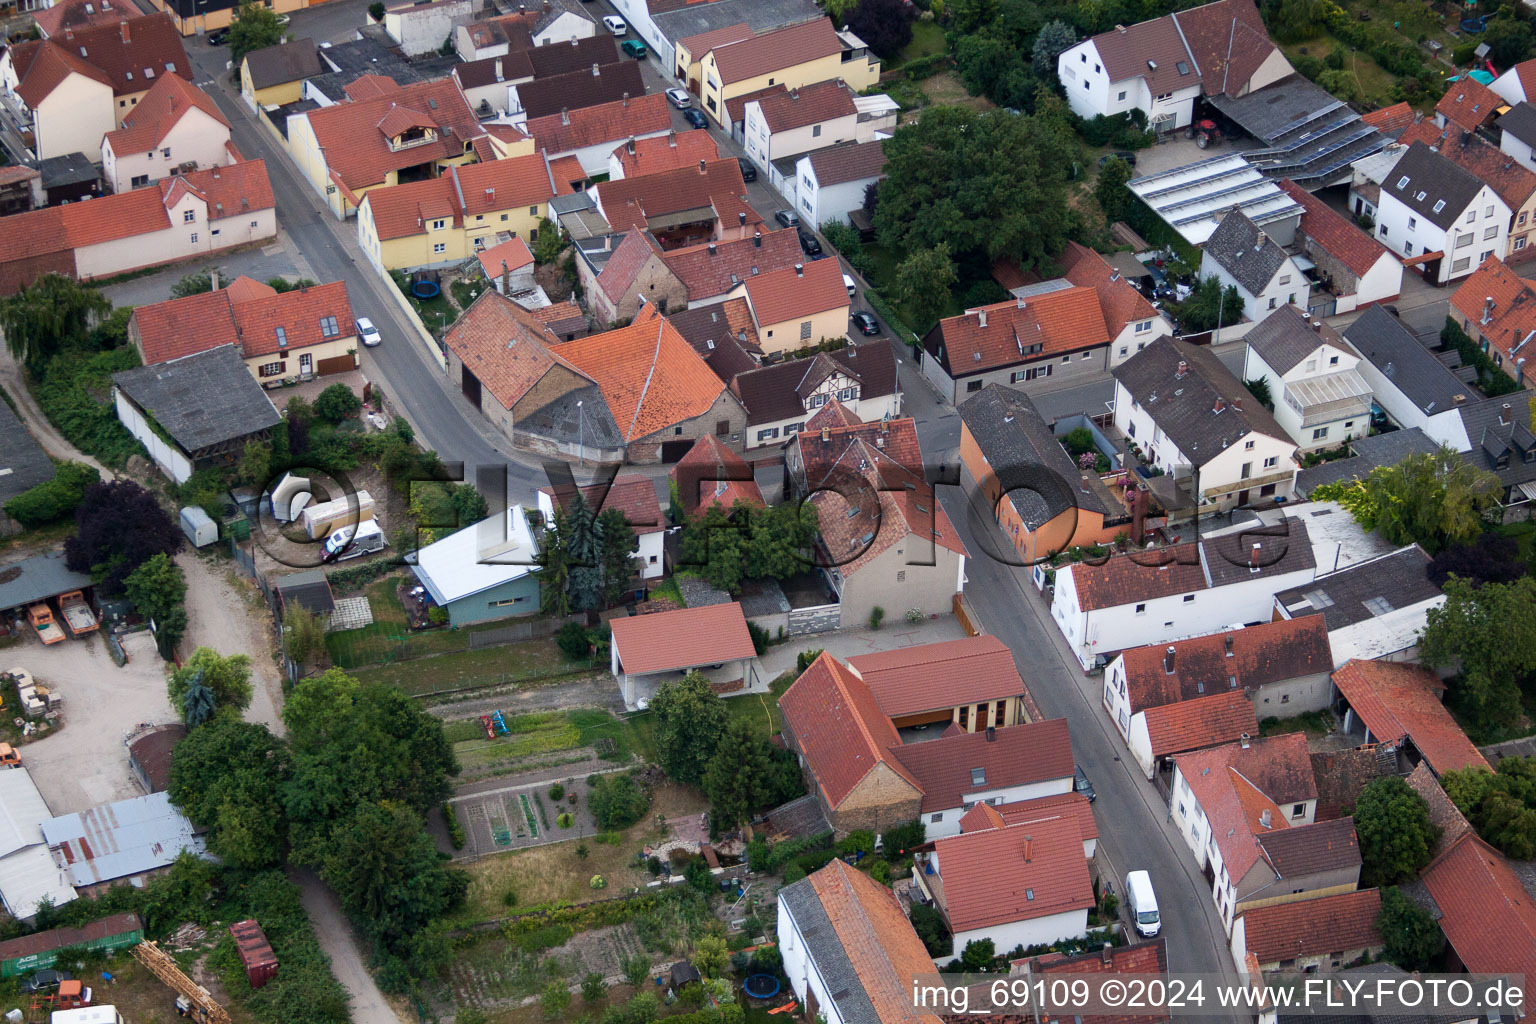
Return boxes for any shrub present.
[880,820,926,855]
[782,862,807,884]
[313,383,362,424]
[368,1,384,18]
[557,812,573,828]
[837,831,875,859]
[590,875,607,889]
[443,804,465,850]
[746,620,770,655]
[868,605,885,630]
[557,620,593,660]
[427,606,449,627]
[905,607,923,624]
[795,649,824,673]
[550,783,565,801]
[3,461,99,527]
[581,972,607,1003]
[647,855,662,875]
[590,772,649,830]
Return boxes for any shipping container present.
[0,913,143,978]
[228,920,277,989]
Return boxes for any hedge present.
[1442,317,1521,398]
[325,558,397,593]
[748,831,834,873]
[3,461,99,527]
[33,348,143,466]
[864,290,922,349]
[499,892,660,940]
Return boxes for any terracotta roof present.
[513,60,644,121]
[1450,255,1536,369]
[529,300,586,337]
[609,601,756,674]
[1330,659,1488,775]
[614,130,720,178]
[740,258,847,327]
[1024,940,1171,1024]
[847,635,1023,719]
[1310,745,1396,821]
[132,289,234,364]
[669,433,764,515]
[241,37,324,90]
[1174,733,1317,880]
[0,165,38,187]
[301,77,483,192]
[1065,544,1208,610]
[1239,888,1381,964]
[11,13,188,105]
[752,78,856,133]
[805,139,887,188]
[35,0,131,38]
[793,407,922,488]
[103,72,227,158]
[1437,76,1504,131]
[707,17,841,85]
[527,92,672,155]
[556,308,730,441]
[1398,120,1536,218]
[539,477,664,534]
[595,230,668,300]
[1361,102,1415,135]
[663,228,802,301]
[1172,0,1277,98]
[1405,762,1473,858]
[547,153,586,194]
[442,290,585,409]
[931,816,1094,933]
[1143,690,1259,757]
[1422,832,1536,984]
[1258,815,1360,878]
[476,236,535,280]
[597,157,751,234]
[363,154,551,241]
[231,282,354,359]
[133,279,354,365]
[1116,616,1332,714]
[666,297,763,376]
[780,652,920,807]
[676,21,752,57]
[961,791,1098,846]
[892,719,1075,814]
[1059,241,1160,335]
[1277,179,1396,280]
[923,285,1110,375]
[725,84,781,128]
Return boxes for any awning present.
[1284,369,1373,425]
[1401,250,1445,268]
[1517,480,1536,502]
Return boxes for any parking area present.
[10,629,176,814]
[99,235,312,308]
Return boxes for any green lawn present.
[898,20,946,64]
[324,578,409,669]
[391,270,458,328]
[1258,709,1334,738]
[350,636,585,695]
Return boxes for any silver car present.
[356,317,381,347]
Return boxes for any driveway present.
[293,868,405,1024]
[99,237,310,309]
[180,554,287,737]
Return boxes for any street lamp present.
[576,400,584,467]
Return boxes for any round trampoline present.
[744,975,781,1000]
[411,279,441,299]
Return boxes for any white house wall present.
[1350,357,1471,449]
[103,107,233,193]
[1056,39,1200,129]
[947,910,1089,964]
[1375,185,1510,284]
[922,777,1075,840]
[1199,250,1310,324]
[777,893,853,1024]
[114,390,193,484]
[1503,132,1536,174]
[73,203,276,280]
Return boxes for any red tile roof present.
[961,791,1099,847]
[12,40,112,108]
[1449,256,1536,366]
[1116,615,1333,714]
[707,18,842,85]
[892,719,1075,814]
[363,154,552,241]
[669,433,764,516]
[924,285,1110,375]
[662,228,802,301]
[752,78,857,134]
[301,77,483,192]
[725,84,781,128]
[613,130,720,178]
[1025,940,1172,1024]
[595,230,667,300]
[780,652,920,807]
[1437,76,1504,131]
[530,300,586,337]
[931,816,1094,933]
[526,92,672,155]
[35,0,132,38]
[1330,659,1489,775]
[1065,544,1209,611]
[793,407,922,488]
[1506,60,1536,104]
[609,601,757,675]
[1059,241,1160,335]
[1173,0,1277,98]
[441,290,584,409]
[476,236,535,280]
[133,279,354,365]
[1362,101,1415,135]
[1175,733,1317,880]
[1277,179,1397,280]
[1398,119,1536,217]
[232,281,354,359]
[740,258,848,326]
[676,21,752,58]
[1142,690,1259,757]
[1423,832,1536,985]
[597,157,751,234]
[556,309,730,440]
[847,635,1024,719]
[539,476,664,534]
[104,72,227,158]
[1239,888,1381,965]
[547,153,586,194]
[11,13,189,104]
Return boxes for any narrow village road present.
[0,341,113,478]
[294,869,405,1024]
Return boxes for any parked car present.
[1125,871,1161,937]
[842,273,856,296]
[205,28,228,44]
[1097,150,1137,167]
[665,87,691,109]
[774,209,798,228]
[356,317,382,347]
[1074,764,1096,803]
[23,970,71,993]
[602,15,627,35]
[851,311,879,335]
[682,108,708,129]
[797,229,823,258]
[620,38,646,58]
[737,157,757,182]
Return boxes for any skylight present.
[970,767,986,786]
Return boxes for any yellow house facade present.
[732,258,850,356]
[699,19,879,127]
[241,59,303,108]
[142,0,308,36]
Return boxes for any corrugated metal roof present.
[0,769,76,919]
[42,792,206,887]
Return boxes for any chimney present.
[737,211,746,226]
[622,92,630,107]
[1101,944,1113,966]
[707,242,717,255]
[592,63,600,76]
[119,18,129,42]
[795,263,804,277]
[699,159,707,174]
[494,57,503,81]
[1260,808,1272,828]
[667,129,677,148]
[1023,836,1033,862]
[543,0,550,9]
[1502,402,1512,426]
[1231,396,1242,413]
[1255,230,1266,250]
[820,426,831,442]
[1164,645,1176,675]
[986,725,996,742]
[560,107,570,126]
[1016,296,1026,309]
[1213,397,1226,414]
[1484,296,1496,324]
[753,231,761,247]
[1176,359,1188,378]
[1240,732,1251,748]
[1224,633,1234,657]
[626,136,636,156]
[209,269,219,292]
[1249,541,1261,568]
[977,309,988,328]
[501,260,510,294]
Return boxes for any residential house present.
[0,13,191,160]
[453,34,619,115]
[594,158,761,250]
[672,21,752,92]
[608,602,759,708]
[1343,304,1485,449]
[1103,616,1333,776]
[777,860,944,1024]
[1010,941,1170,1024]
[356,154,554,272]
[1491,58,1536,106]
[1273,546,1444,667]
[668,433,764,517]
[742,78,857,177]
[608,130,719,180]
[139,0,305,35]
[731,341,900,449]
[1171,734,1360,932]
[785,405,967,627]
[1275,180,1402,315]
[1050,518,1317,670]
[667,297,762,381]
[112,345,282,484]
[1229,889,1382,974]
[505,60,643,124]
[1372,141,1510,284]
[915,815,1093,962]
[0,165,42,215]
[660,227,802,307]
[1420,832,1536,987]
[731,258,848,355]
[1330,659,1490,777]
[1451,257,1536,385]
[578,231,686,325]
[527,92,673,175]
[958,791,1099,858]
[1293,428,1442,497]
[958,384,1129,567]
[1498,101,1536,174]
[1061,240,1172,368]
[1128,691,1261,787]
[698,18,877,129]
[1456,389,1536,514]
[1434,76,1504,132]
[613,0,821,83]
[382,0,474,56]
[1395,119,1536,265]
[129,277,359,386]
[0,159,277,295]
[1200,211,1311,323]
[100,72,231,194]
[286,76,484,219]
[792,139,885,227]
[239,38,324,110]
[42,792,205,896]
[536,477,665,579]
[846,634,1029,736]
[1056,0,1292,131]
[1242,306,1374,452]
[477,237,536,295]
[410,503,542,626]
[453,0,595,55]
[35,0,133,38]
[1112,338,1300,509]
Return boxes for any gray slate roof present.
[1244,305,1355,375]
[242,37,324,90]
[1499,101,1536,149]
[1294,426,1442,494]
[1460,390,1536,489]
[958,384,1110,525]
[778,876,881,1024]
[1382,141,1484,230]
[0,395,56,506]
[1201,517,1315,587]
[1273,545,1440,630]
[1111,337,1293,466]
[0,550,92,612]
[1203,210,1293,296]
[1343,305,1471,416]
[112,345,282,453]
[651,0,820,47]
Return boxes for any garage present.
[660,439,693,462]
[461,366,482,410]
[316,354,355,376]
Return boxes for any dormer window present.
[320,316,339,337]
[1498,449,1512,469]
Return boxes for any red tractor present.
[1187,119,1223,148]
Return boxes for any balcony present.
[1282,369,1372,427]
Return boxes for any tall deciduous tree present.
[1442,757,1536,859]
[168,717,290,867]
[1419,576,1536,736]
[1094,157,1137,224]
[895,245,958,331]
[65,480,182,594]
[1172,277,1242,332]
[650,672,729,786]
[1426,531,1527,587]
[1311,450,1501,553]
[1377,886,1445,970]
[123,552,186,625]
[1,275,111,374]
[229,1,286,67]
[1354,777,1439,886]
[845,0,913,59]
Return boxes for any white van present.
[1125,870,1160,937]
[323,520,386,561]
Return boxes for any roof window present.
[1433,199,1446,213]
[275,326,288,348]
[1176,61,1189,74]
[1396,175,1410,189]
[1362,596,1394,615]
[970,767,986,786]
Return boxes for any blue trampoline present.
[411,279,441,299]
[744,975,781,999]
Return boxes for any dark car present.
[851,311,879,335]
[1074,764,1096,803]
[205,28,229,44]
[736,157,757,182]
[23,970,71,993]
[1098,150,1137,167]
[798,229,822,258]
[774,209,799,229]
[682,108,708,129]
